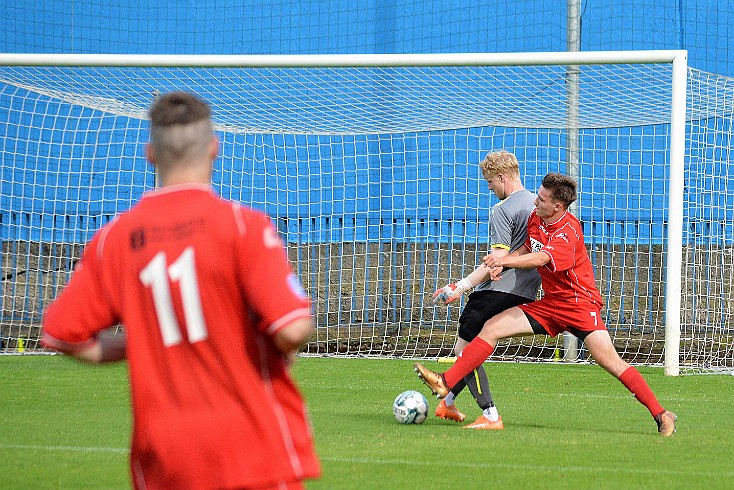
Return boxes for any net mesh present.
[1,57,732,373]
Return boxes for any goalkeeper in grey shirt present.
[432,150,541,429]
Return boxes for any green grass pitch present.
[1,356,733,489]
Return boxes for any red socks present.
[444,337,494,388]
[445,345,665,419]
[618,366,665,417]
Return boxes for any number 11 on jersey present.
[139,246,208,346]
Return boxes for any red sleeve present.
[236,209,311,335]
[41,229,119,352]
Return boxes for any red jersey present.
[525,209,604,307]
[41,184,320,489]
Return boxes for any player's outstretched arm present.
[433,247,508,305]
[483,249,548,270]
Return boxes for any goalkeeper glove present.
[432,277,473,305]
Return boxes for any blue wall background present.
[3,1,732,76]
[1,1,733,245]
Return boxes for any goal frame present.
[0,50,688,375]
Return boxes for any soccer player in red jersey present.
[41,91,321,488]
[415,172,677,436]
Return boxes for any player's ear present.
[145,143,157,166]
[208,135,219,161]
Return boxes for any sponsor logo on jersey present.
[530,237,543,253]
[130,228,146,250]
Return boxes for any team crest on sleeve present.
[530,237,543,253]
[287,273,308,299]
[263,225,284,249]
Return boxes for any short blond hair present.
[480,150,520,181]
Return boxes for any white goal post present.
[2,50,732,375]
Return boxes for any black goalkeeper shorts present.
[457,290,533,342]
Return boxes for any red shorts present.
[518,297,606,338]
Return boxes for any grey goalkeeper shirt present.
[474,188,541,299]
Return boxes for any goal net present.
[1,52,732,375]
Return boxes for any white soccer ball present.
[392,390,428,424]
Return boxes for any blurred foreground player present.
[42,91,320,488]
